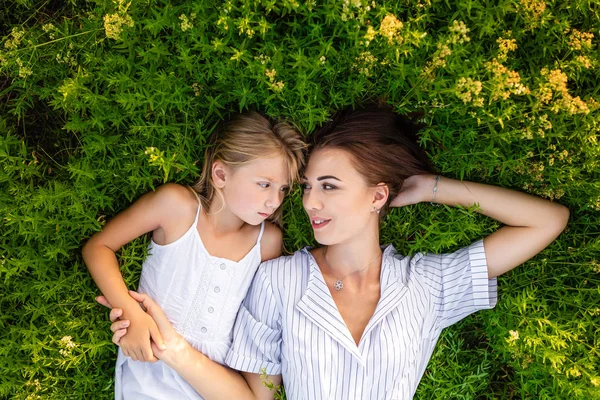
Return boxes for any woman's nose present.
[302,189,322,211]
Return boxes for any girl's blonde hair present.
[192,111,306,226]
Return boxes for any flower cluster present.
[421,21,470,78]
[237,16,255,38]
[42,23,57,39]
[379,14,403,44]
[191,82,201,97]
[15,57,33,78]
[455,77,484,106]
[354,51,378,76]
[265,69,285,91]
[537,68,590,114]
[179,13,196,32]
[506,330,520,344]
[485,59,530,101]
[104,13,134,40]
[518,0,547,28]
[341,0,376,22]
[448,20,470,44]
[567,29,594,51]
[57,335,78,357]
[4,27,25,50]
[497,36,517,62]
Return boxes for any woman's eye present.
[302,183,311,190]
[323,184,335,190]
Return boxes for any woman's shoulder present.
[258,247,311,282]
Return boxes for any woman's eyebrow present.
[317,175,342,181]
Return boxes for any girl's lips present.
[258,212,270,218]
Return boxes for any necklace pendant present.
[334,280,343,291]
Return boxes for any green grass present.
[1,0,599,398]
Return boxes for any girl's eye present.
[280,186,290,193]
[258,182,270,188]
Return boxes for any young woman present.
[100,106,569,399]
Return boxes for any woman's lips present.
[311,218,331,229]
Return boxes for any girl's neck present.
[204,198,246,236]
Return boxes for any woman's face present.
[301,148,386,245]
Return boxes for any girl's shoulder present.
[152,183,199,211]
[149,183,199,240]
[259,222,283,262]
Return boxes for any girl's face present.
[301,148,388,245]
[216,155,291,225]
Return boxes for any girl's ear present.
[372,183,389,210]
[212,161,228,189]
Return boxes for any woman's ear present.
[212,161,228,189]
[373,183,389,210]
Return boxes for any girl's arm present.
[391,175,569,278]
[96,224,286,399]
[99,292,280,400]
[82,183,194,360]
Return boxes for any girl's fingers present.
[95,295,112,309]
[112,328,127,345]
[109,308,123,322]
[141,345,155,362]
[111,320,129,333]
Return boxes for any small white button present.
[214,287,220,293]
[201,327,207,333]
[220,263,226,270]
[208,307,214,313]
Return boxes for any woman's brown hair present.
[312,105,435,217]
[192,111,307,227]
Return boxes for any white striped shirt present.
[225,240,497,399]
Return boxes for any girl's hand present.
[389,174,438,208]
[118,308,163,362]
[97,292,189,368]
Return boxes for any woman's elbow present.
[550,204,570,234]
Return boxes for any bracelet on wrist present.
[430,175,441,206]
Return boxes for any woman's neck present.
[322,233,383,281]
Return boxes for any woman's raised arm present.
[391,174,569,278]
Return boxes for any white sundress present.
[114,196,265,399]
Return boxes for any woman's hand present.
[97,291,189,367]
[389,174,438,208]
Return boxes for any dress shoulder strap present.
[186,186,202,223]
[256,221,266,244]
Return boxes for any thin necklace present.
[322,246,382,291]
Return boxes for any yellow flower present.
[455,77,484,106]
[448,20,470,44]
[103,12,134,40]
[179,14,193,32]
[379,14,403,44]
[567,29,594,51]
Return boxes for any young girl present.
[102,106,569,399]
[82,111,306,399]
